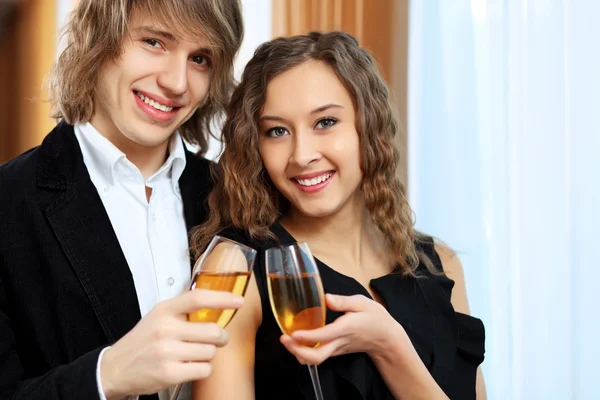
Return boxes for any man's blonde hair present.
[47,0,243,154]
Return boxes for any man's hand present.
[100,289,243,398]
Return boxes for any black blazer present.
[0,122,214,399]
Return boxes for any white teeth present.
[296,172,333,187]
[136,92,174,112]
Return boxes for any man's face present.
[91,10,212,149]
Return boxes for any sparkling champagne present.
[188,270,251,327]
[267,272,325,344]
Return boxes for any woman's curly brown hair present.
[192,31,424,275]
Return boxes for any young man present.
[0,1,243,399]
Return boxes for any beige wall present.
[0,0,56,163]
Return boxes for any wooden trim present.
[272,0,288,37]
[391,0,409,185]
[17,0,56,154]
[340,0,356,37]
[318,0,331,31]
[0,0,56,162]
[354,0,363,44]
[332,0,342,30]
[0,15,18,163]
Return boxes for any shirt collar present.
[74,122,187,197]
[159,131,187,198]
[74,122,125,187]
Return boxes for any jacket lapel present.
[178,149,213,267]
[179,150,207,234]
[37,122,141,343]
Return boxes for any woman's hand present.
[280,293,409,365]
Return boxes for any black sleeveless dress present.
[230,223,485,399]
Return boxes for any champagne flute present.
[265,242,326,400]
[187,235,256,326]
[170,235,257,400]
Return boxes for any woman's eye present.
[266,127,288,138]
[315,117,338,129]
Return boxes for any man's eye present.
[191,55,210,66]
[143,39,161,48]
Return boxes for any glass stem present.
[307,364,325,400]
[169,382,182,400]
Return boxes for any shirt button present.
[167,277,175,286]
[151,212,156,222]
[103,185,110,193]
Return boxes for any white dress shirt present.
[74,123,191,400]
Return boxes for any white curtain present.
[408,1,600,399]
[206,0,272,160]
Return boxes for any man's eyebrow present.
[132,26,213,55]
[133,26,178,43]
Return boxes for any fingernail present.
[221,331,230,345]
[233,296,244,306]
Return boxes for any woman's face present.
[258,60,363,219]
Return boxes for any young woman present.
[192,31,486,400]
